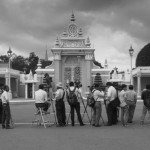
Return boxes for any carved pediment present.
[61,39,85,48]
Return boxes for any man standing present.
[92,84,104,127]
[140,84,150,125]
[55,82,66,127]
[1,85,11,129]
[67,81,84,126]
[106,82,117,126]
[125,85,137,123]
[119,84,128,127]
[35,84,50,112]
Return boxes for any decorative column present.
[5,76,9,86]
[137,72,141,98]
[54,52,62,84]
[85,53,93,89]
[25,83,28,99]
[15,78,19,97]
[32,83,35,99]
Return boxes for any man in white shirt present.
[1,85,11,129]
[106,82,117,126]
[92,84,104,127]
[35,84,50,112]
[55,82,66,127]
[119,84,128,126]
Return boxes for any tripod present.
[50,99,57,126]
[66,97,91,125]
[90,105,105,126]
[81,97,91,124]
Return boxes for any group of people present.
[0,84,12,129]
[1,80,150,129]
[34,79,149,128]
[35,81,85,127]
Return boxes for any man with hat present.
[55,82,66,127]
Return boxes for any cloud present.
[0,0,150,70]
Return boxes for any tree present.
[28,52,39,74]
[0,55,9,63]
[41,59,52,68]
[94,73,104,90]
[11,55,27,72]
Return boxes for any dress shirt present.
[35,89,48,103]
[107,86,117,101]
[1,91,11,104]
[55,88,65,101]
[119,90,127,107]
[125,90,137,102]
[93,89,104,102]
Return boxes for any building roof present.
[136,43,150,67]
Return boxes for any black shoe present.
[92,124,95,126]
[80,124,85,126]
[128,121,132,123]
[5,126,12,129]
[72,124,74,126]
[95,125,101,127]
[106,123,112,126]
[56,124,63,127]
[2,125,5,129]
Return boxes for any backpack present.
[87,90,97,107]
[144,90,150,110]
[67,87,78,105]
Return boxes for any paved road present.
[0,101,149,150]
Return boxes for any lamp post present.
[7,47,13,93]
[129,45,134,85]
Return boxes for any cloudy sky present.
[0,0,150,70]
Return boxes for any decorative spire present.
[70,11,75,22]
[85,37,91,47]
[45,46,48,61]
[104,59,108,69]
[55,37,60,47]
[37,59,42,69]
[78,28,83,37]
[62,27,68,37]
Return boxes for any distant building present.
[36,13,110,95]
[132,43,150,98]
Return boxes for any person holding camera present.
[67,81,85,126]
[55,82,66,127]
[92,84,104,127]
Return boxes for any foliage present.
[0,55,9,63]
[41,59,52,68]
[94,73,104,90]
[0,52,53,74]
[11,55,27,72]
[27,52,39,74]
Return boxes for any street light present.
[129,45,134,85]
[7,47,13,93]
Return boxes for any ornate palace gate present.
[63,56,81,87]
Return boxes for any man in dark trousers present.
[55,82,66,127]
[140,84,150,125]
[67,81,85,126]
[106,82,117,126]
[1,85,12,129]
